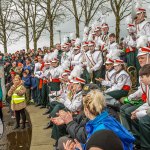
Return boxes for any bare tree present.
[29,0,47,51]
[0,0,15,53]
[109,0,131,42]
[81,0,110,26]
[12,0,31,51]
[62,0,84,37]
[40,0,65,48]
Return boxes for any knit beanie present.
[86,130,123,150]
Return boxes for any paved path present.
[26,105,55,150]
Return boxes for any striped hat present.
[137,47,150,57]
[72,77,85,84]
[114,59,124,66]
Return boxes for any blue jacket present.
[85,110,135,150]
[31,77,37,89]
[22,75,31,88]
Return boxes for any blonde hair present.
[14,75,21,80]
[83,90,106,116]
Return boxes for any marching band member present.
[71,38,83,68]
[106,33,118,54]
[135,2,150,39]
[86,36,103,84]
[61,38,72,64]
[96,58,116,89]
[120,46,150,132]
[105,59,132,100]
[124,16,137,67]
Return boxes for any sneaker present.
[11,116,16,119]
[30,99,34,103]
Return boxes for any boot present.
[43,109,50,115]
[21,123,26,129]
[43,122,53,129]
[13,124,20,130]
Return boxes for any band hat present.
[64,69,71,74]
[104,58,114,65]
[127,24,135,29]
[74,45,81,50]
[94,26,101,32]
[137,47,150,57]
[88,41,95,46]
[51,58,59,63]
[113,59,124,66]
[59,72,69,79]
[72,77,85,84]
[82,41,89,47]
[101,23,109,28]
[136,8,146,14]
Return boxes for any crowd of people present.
[0,1,150,150]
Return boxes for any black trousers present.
[15,108,26,126]
[0,108,3,121]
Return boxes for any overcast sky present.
[0,2,150,53]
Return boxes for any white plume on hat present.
[63,36,68,43]
[95,20,101,27]
[83,26,89,34]
[47,53,53,62]
[91,21,97,30]
[82,34,88,42]
[97,38,105,46]
[70,33,76,40]
[43,54,49,62]
[61,60,70,70]
[135,0,142,10]
[126,15,132,24]
[101,15,107,24]
[69,65,83,80]
[52,49,58,59]
[107,49,121,60]
[74,38,81,46]
[136,35,148,48]
[88,34,93,42]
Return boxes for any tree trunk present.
[75,18,80,37]
[33,35,37,52]
[85,20,89,27]
[3,28,7,53]
[50,20,53,48]
[115,16,120,43]
[72,0,79,37]
[25,22,30,51]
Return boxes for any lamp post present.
[57,30,61,44]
